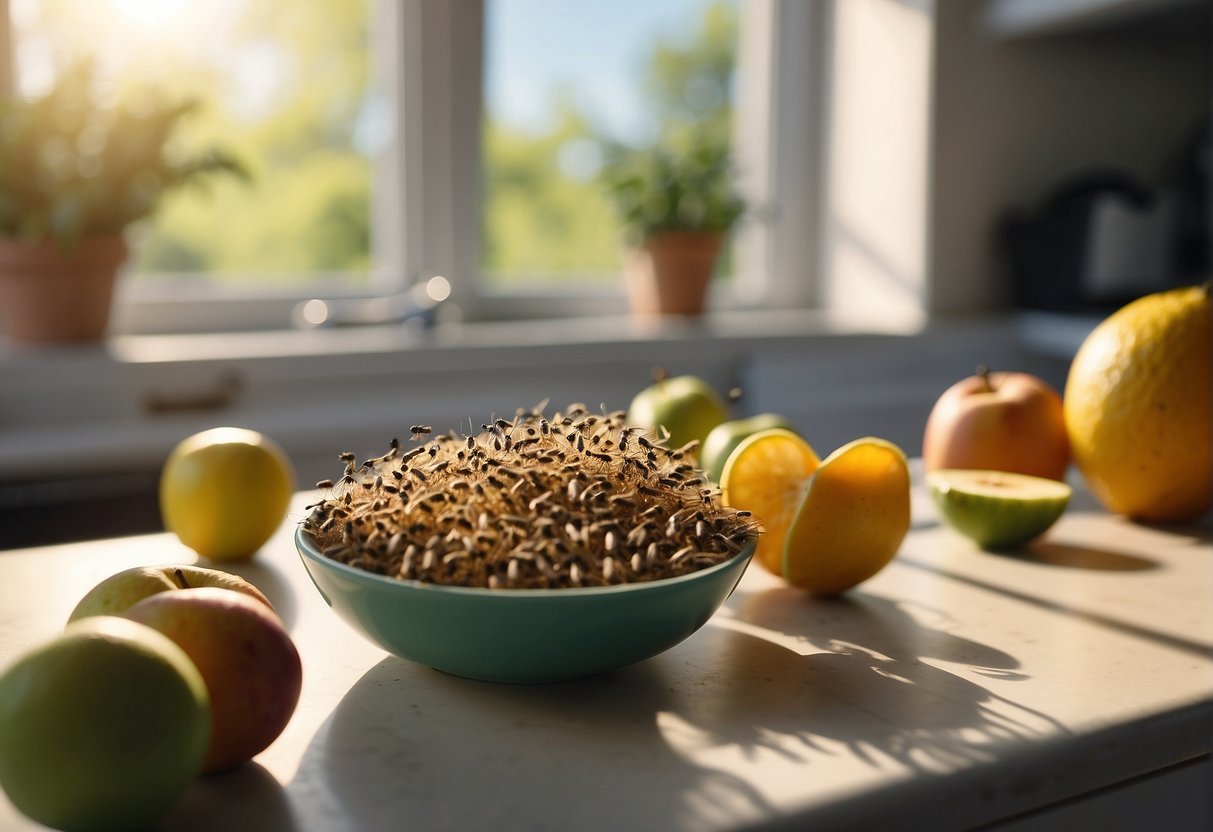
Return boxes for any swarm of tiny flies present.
[300,403,760,589]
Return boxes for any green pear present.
[699,413,796,484]
[0,617,211,832]
[927,469,1071,550]
[626,374,728,451]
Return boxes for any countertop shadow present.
[159,762,296,832]
[287,585,1064,830]
[1001,540,1158,571]
[290,658,775,831]
[668,588,1063,774]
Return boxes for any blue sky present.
[484,0,723,143]
[12,0,726,147]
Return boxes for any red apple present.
[923,367,1069,481]
[123,587,302,773]
[68,564,276,624]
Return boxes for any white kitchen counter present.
[0,476,1209,831]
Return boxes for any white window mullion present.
[371,0,411,294]
[404,0,484,320]
[0,0,11,98]
[733,0,825,310]
[448,0,486,319]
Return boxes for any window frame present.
[0,0,824,334]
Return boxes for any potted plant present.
[0,62,246,345]
[602,138,744,318]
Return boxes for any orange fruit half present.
[783,438,911,595]
[719,428,820,574]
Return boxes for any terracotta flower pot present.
[625,230,723,318]
[0,235,129,345]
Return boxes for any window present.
[481,0,740,292]
[4,0,394,333]
[8,0,380,284]
[0,0,821,334]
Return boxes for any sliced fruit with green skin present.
[782,437,911,595]
[719,428,820,575]
[927,469,1071,550]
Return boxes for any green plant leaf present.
[599,135,744,243]
[0,59,249,249]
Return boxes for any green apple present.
[123,587,302,773]
[927,469,1071,550]
[0,617,210,832]
[699,413,796,484]
[626,374,728,452]
[68,564,276,624]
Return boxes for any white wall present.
[816,0,1210,317]
[929,0,1210,313]
[820,0,935,322]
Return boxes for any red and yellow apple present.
[123,587,302,773]
[68,564,276,624]
[923,368,1069,481]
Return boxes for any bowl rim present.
[295,524,756,599]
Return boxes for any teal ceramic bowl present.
[296,527,754,683]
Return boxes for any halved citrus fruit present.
[782,437,911,595]
[926,469,1070,550]
[719,428,820,574]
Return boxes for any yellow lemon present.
[782,438,911,595]
[1064,285,1211,522]
[160,427,295,561]
[719,428,820,574]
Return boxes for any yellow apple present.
[160,427,294,561]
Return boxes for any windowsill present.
[0,307,1065,491]
[103,305,927,364]
[0,307,930,386]
[0,308,895,472]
